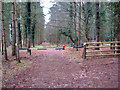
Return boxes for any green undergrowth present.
[35,46,44,48]
[46,45,56,48]
[35,44,70,49]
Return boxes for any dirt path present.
[28,50,83,88]
[12,50,84,88]
[2,48,119,88]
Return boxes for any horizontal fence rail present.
[82,41,120,59]
[86,41,120,44]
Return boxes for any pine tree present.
[0,0,3,55]
[12,2,16,56]
[96,2,100,50]
[1,2,8,60]
[78,2,81,46]
[27,2,31,49]
[14,1,21,63]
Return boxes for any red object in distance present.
[63,45,65,50]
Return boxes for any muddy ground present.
[2,43,119,88]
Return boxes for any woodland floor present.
[1,43,119,88]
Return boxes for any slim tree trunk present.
[85,3,89,42]
[21,19,25,47]
[18,22,22,48]
[78,2,81,46]
[32,19,36,47]
[33,39,35,47]
[12,2,16,56]
[25,24,27,47]
[0,0,3,55]
[73,2,78,51]
[1,31,4,55]
[17,6,22,48]
[82,2,88,42]
[96,2,100,50]
[27,2,31,49]
[14,1,20,63]
[1,2,8,60]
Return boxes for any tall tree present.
[84,2,89,41]
[31,14,36,47]
[96,2,100,50]
[17,4,22,48]
[1,2,8,60]
[73,2,78,51]
[27,2,31,48]
[78,2,82,46]
[14,1,21,63]
[0,0,3,55]
[12,2,16,56]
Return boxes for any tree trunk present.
[32,20,36,47]
[1,2,8,60]
[96,2,100,50]
[85,3,89,42]
[27,2,31,49]
[18,22,22,48]
[78,2,81,46]
[33,40,35,47]
[21,20,24,47]
[73,2,78,51]
[0,1,4,55]
[25,24,27,47]
[14,1,20,63]
[12,2,16,56]
[0,0,3,55]
[17,6,22,48]
[1,32,4,55]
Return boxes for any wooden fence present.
[82,41,120,59]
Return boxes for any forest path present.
[20,50,84,88]
[3,47,118,88]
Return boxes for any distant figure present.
[63,45,65,50]
[81,43,84,48]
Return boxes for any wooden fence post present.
[115,42,117,54]
[83,43,86,59]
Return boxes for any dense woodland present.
[0,1,44,62]
[45,2,120,44]
[0,1,120,62]
[0,1,120,88]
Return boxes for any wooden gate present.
[83,41,120,59]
